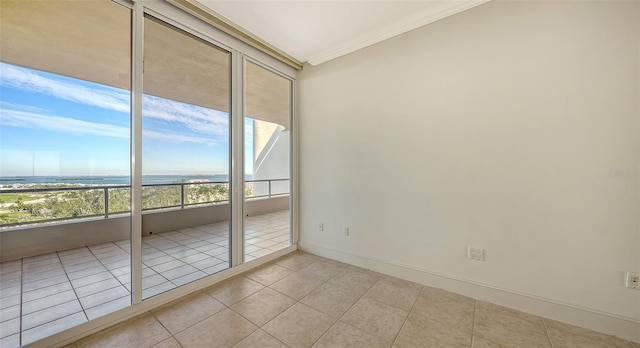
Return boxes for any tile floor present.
[64,251,638,348]
[0,210,290,347]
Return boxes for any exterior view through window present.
[0,1,133,346]
[243,61,292,261]
[0,1,294,346]
[140,15,232,298]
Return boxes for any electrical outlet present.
[318,223,324,232]
[467,247,485,261]
[343,226,350,236]
[624,272,640,289]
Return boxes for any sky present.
[0,62,253,177]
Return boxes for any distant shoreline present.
[0,174,249,187]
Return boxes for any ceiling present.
[198,0,490,66]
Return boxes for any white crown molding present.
[307,0,491,66]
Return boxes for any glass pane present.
[244,61,292,262]
[0,0,132,345]
[141,15,231,299]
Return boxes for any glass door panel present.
[141,15,231,298]
[0,0,132,345]
[243,61,292,261]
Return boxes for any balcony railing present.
[0,179,289,228]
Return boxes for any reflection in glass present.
[243,61,292,262]
[141,15,231,298]
[0,0,132,345]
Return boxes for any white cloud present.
[0,108,217,145]
[143,95,229,137]
[0,63,229,137]
[0,63,129,113]
[1,109,128,138]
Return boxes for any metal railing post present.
[180,184,185,209]
[104,187,109,218]
[0,179,290,228]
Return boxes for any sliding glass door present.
[0,0,132,345]
[141,15,231,298]
[243,61,293,261]
[0,1,294,345]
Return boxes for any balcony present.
[0,181,290,347]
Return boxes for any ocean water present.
[0,175,249,186]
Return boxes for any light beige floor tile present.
[328,266,381,294]
[175,309,257,348]
[271,271,325,300]
[341,298,409,345]
[395,312,472,348]
[471,336,503,347]
[151,337,182,348]
[243,263,293,286]
[232,329,288,348]
[274,251,321,271]
[152,291,225,335]
[473,301,551,347]
[300,280,363,319]
[364,275,422,312]
[297,258,349,282]
[263,303,335,348]
[230,287,296,326]
[76,312,170,348]
[314,321,388,348]
[544,318,633,348]
[412,287,475,326]
[206,276,264,306]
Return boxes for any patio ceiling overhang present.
[0,0,290,128]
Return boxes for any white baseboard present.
[298,240,640,343]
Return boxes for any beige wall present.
[299,0,639,340]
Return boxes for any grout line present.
[86,243,132,294]
[470,299,478,347]
[390,283,423,346]
[55,249,89,322]
[307,264,382,347]
[18,258,23,347]
[1,213,289,346]
[541,317,554,348]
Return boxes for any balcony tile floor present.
[64,251,638,348]
[0,210,290,347]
